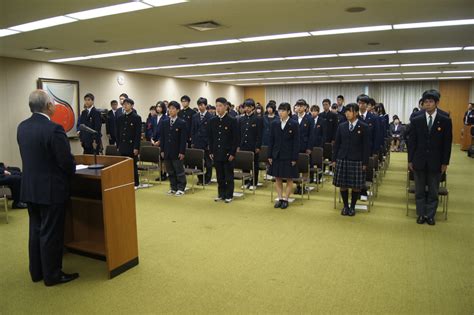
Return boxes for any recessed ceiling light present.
[312,66,354,70]
[311,25,392,36]
[273,68,312,72]
[338,50,396,57]
[130,45,183,54]
[0,29,20,37]
[437,76,473,79]
[285,54,338,60]
[402,71,442,75]
[373,78,402,81]
[400,62,449,67]
[66,2,151,20]
[464,46,474,50]
[142,0,188,7]
[50,56,91,63]
[442,70,474,73]
[370,73,402,76]
[339,79,369,82]
[181,39,241,48]
[296,75,329,79]
[398,47,462,53]
[329,74,364,77]
[238,57,285,63]
[240,32,311,42]
[196,61,238,66]
[345,7,366,13]
[89,51,133,59]
[393,19,474,29]
[354,64,399,68]
[9,16,76,32]
[403,77,437,80]
[451,61,474,65]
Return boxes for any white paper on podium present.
[76,164,88,170]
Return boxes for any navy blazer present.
[116,111,142,155]
[410,108,449,121]
[268,119,299,161]
[191,111,212,149]
[178,107,196,143]
[160,117,187,160]
[262,114,280,146]
[319,110,338,143]
[145,115,158,141]
[309,116,326,148]
[208,114,239,162]
[106,109,119,139]
[292,113,314,152]
[408,112,452,172]
[17,113,76,205]
[463,109,474,125]
[238,113,263,151]
[359,111,381,154]
[152,115,169,142]
[78,106,102,146]
[333,120,370,166]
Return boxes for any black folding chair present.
[105,145,119,156]
[184,148,206,193]
[138,146,161,186]
[234,150,255,197]
[310,147,324,191]
[258,145,269,185]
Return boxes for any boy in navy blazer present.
[292,99,313,194]
[191,97,213,185]
[332,103,370,216]
[151,101,169,181]
[106,100,119,145]
[309,105,326,183]
[319,99,339,144]
[160,101,187,196]
[77,93,102,154]
[408,90,452,225]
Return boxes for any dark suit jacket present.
[410,108,449,121]
[208,114,239,161]
[389,123,403,136]
[78,107,102,147]
[145,115,158,141]
[116,111,142,155]
[160,117,187,160]
[333,120,370,166]
[309,116,326,148]
[238,113,263,151]
[17,113,75,205]
[408,112,452,172]
[268,119,299,161]
[106,109,119,140]
[359,111,381,154]
[152,115,169,142]
[178,107,196,143]
[292,113,314,152]
[464,109,474,125]
[262,114,280,146]
[319,110,338,143]
[191,111,212,149]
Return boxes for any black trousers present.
[164,159,187,191]
[197,149,213,184]
[0,174,21,202]
[28,202,66,282]
[244,152,259,186]
[121,153,139,186]
[414,169,441,219]
[214,160,234,199]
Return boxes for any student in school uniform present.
[227,102,238,118]
[268,102,300,209]
[178,95,196,148]
[463,103,474,125]
[319,99,339,144]
[292,99,313,194]
[336,95,347,123]
[262,101,279,146]
[191,97,213,185]
[408,90,452,226]
[145,105,158,141]
[77,93,102,154]
[106,100,119,145]
[152,101,169,181]
[209,97,239,203]
[160,101,187,196]
[309,105,326,183]
[238,98,263,189]
[332,103,370,216]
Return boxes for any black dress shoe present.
[280,200,289,209]
[416,216,426,224]
[32,276,43,283]
[341,207,349,216]
[12,202,28,209]
[426,217,436,226]
[44,272,79,287]
[274,200,283,208]
[348,207,356,216]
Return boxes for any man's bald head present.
[29,89,52,114]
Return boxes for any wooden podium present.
[65,155,139,278]
[460,125,473,151]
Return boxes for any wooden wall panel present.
[439,80,472,145]
[244,86,266,105]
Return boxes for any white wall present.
[0,57,243,166]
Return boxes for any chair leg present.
[4,197,8,224]
[270,180,274,202]
[406,189,409,216]
[445,193,449,220]
[333,185,337,209]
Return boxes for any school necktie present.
[349,123,354,131]
[428,115,433,131]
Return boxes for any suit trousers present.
[164,159,187,191]
[214,160,234,199]
[414,169,441,218]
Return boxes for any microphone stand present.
[88,133,104,169]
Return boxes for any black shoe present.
[274,200,283,208]
[341,207,349,216]
[348,207,356,216]
[426,217,436,226]
[44,272,79,287]
[12,202,28,209]
[32,276,43,283]
[281,200,289,209]
[416,216,426,224]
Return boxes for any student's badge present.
[357,130,361,134]
[438,127,442,131]
[225,126,228,130]
[176,128,179,131]
[289,130,292,133]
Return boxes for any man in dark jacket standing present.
[191,97,213,185]
[17,90,78,286]
[77,93,102,154]
[408,90,452,226]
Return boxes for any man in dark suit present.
[209,97,239,203]
[77,93,102,154]
[238,98,263,189]
[0,163,27,209]
[410,93,450,121]
[17,90,78,286]
[178,95,196,147]
[160,101,187,196]
[408,90,452,225]
[106,100,119,145]
[319,99,338,144]
[116,98,142,187]
[357,94,382,155]
[191,97,213,185]
[463,103,474,125]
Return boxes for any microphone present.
[79,124,98,134]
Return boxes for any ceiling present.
[1,0,473,85]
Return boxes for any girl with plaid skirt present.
[268,102,300,209]
[332,103,370,216]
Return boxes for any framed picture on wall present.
[37,78,80,138]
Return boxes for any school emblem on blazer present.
[438,127,442,131]
[176,128,179,131]
[317,125,321,128]
[225,126,228,130]
[289,129,293,133]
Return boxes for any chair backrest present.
[323,143,333,160]
[234,150,254,171]
[139,146,160,164]
[297,153,310,175]
[184,148,205,170]
[141,140,153,148]
[105,145,119,156]
[372,154,379,171]
[259,145,269,162]
[366,157,374,182]
[311,147,323,168]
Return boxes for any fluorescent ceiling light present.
[399,47,462,53]
[451,61,474,65]
[130,45,183,53]
[464,46,474,50]
[393,19,474,29]
[266,77,296,80]
[287,81,313,84]
[142,0,188,7]
[354,64,400,68]
[311,25,392,36]
[285,54,338,60]
[9,16,76,32]
[313,66,353,70]
[369,73,402,76]
[237,70,273,74]
[50,56,91,63]
[238,57,285,63]
[195,61,238,66]
[401,62,449,67]
[442,70,474,73]
[236,78,264,81]
[338,50,396,57]
[240,32,311,42]
[313,80,339,83]
[403,77,437,80]
[66,2,151,20]
[181,39,241,48]
[339,79,369,82]
[89,51,133,59]
[402,71,442,75]
[437,76,472,79]
[373,78,403,81]
[0,29,19,37]
[297,75,329,78]
[329,74,363,77]
[273,68,312,72]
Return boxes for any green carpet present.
[1,147,473,314]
